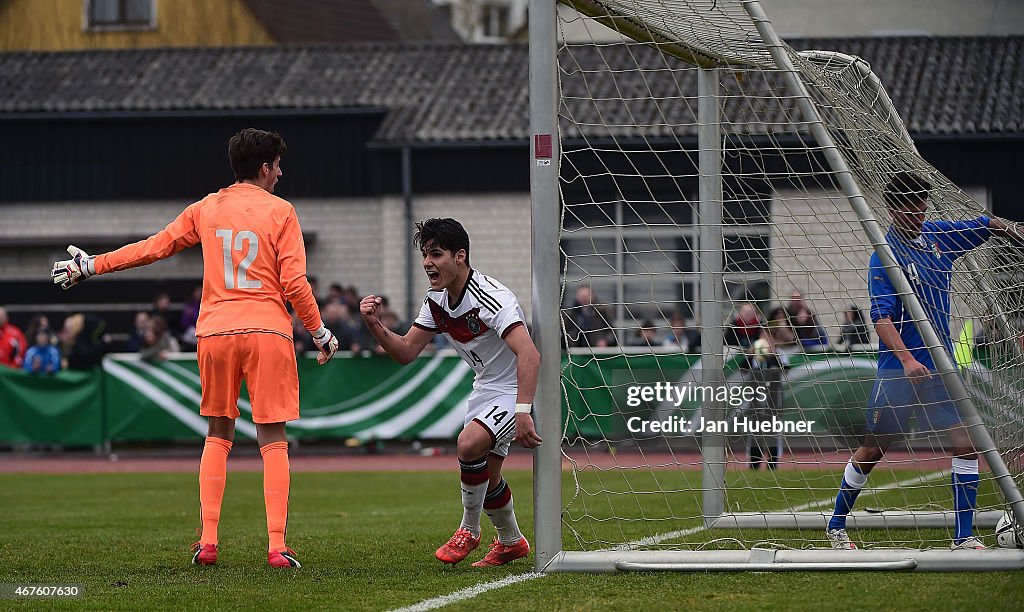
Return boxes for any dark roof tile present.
[0,37,1020,142]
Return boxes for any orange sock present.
[198,436,232,546]
[260,441,291,553]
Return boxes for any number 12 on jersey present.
[216,229,262,289]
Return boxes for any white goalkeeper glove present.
[312,325,339,365]
[51,245,95,290]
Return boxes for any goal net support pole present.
[698,65,727,525]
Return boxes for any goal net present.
[531,0,1024,571]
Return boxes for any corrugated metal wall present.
[0,111,390,202]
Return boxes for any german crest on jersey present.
[467,312,482,335]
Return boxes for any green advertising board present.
[1,348,1012,446]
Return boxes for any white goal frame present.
[529,0,1024,572]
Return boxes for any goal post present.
[531,0,1024,572]
[529,0,564,571]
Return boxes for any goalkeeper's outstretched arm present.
[51,205,200,290]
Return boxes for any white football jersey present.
[413,269,525,395]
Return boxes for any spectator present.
[323,302,368,353]
[631,319,659,347]
[373,310,407,356]
[23,329,61,374]
[749,324,786,470]
[792,309,830,349]
[24,314,57,348]
[325,283,344,305]
[786,289,829,349]
[126,311,151,352]
[342,285,360,310]
[727,303,762,348]
[0,307,27,368]
[836,305,871,350]
[140,315,180,364]
[291,310,314,354]
[763,305,798,354]
[179,286,202,350]
[150,291,180,339]
[307,275,322,305]
[663,311,700,353]
[61,313,110,370]
[565,285,616,348]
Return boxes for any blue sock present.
[829,461,868,531]
[952,458,980,543]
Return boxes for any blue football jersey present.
[869,217,991,370]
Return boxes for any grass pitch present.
[1,468,1021,610]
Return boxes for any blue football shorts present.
[865,370,963,435]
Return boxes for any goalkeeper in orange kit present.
[51,128,339,569]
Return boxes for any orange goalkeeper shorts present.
[197,332,300,424]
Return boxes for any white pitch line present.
[388,572,546,612]
[388,469,949,611]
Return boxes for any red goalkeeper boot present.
[268,547,302,569]
[191,542,218,566]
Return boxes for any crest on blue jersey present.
[932,241,942,260]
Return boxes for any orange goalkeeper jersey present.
[94,182,322,339]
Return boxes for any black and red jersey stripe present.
[427,301,489,343]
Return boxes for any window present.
[561,196,772,342]
[724,234,771,273]
[481,3,510,39]
[85,0,156,30]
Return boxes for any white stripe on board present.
[418,392,473,439]
[127,360,258,439]
[161,360,254,415]
[291,354,449,429]
[104,359,256,439]
[354,361,472,439]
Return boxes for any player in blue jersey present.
[826,172,1023,550]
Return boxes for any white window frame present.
[479,2,510,40]
[83,0,158,32]
[561,198,773,344]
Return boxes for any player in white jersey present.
[360,218,541,567]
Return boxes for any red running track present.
[0,450,981,474]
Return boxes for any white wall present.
[1,193,533,321]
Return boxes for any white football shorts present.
[465,391,518,457]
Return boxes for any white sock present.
[459,458,489,539]
[484,479,524,546]
[845,460,868,489]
